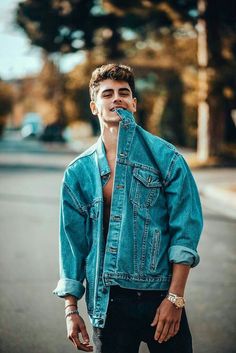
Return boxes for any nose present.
[113,92,122,103]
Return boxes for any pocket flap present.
[89,202,99,220]
[133,168,162,188]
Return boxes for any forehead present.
[97,79,131,94]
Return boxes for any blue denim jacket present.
[53,108,203,328]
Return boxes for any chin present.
[105,118,120,124]
[104,113,121,121]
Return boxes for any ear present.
[132,97,137,113]
[90,101,98,115]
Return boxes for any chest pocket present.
[129,168,162,208]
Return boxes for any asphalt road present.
[0,145,235,353]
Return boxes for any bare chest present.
[103,157,115,207]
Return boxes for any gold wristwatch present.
[166,292,185,309]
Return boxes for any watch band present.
[166,292,185,308]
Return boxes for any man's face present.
[90,79,137,125]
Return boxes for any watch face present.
[175,298,184,308]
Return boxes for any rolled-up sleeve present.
[53,181,88,299]
[165,154,203,267]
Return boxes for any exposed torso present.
[103,153,116,241]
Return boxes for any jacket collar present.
[116,108,136,127]
[96,136,110,177]
[96,109,137,177]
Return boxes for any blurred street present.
[0,136,236,353]
[1,1,236,352]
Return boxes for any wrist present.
[166,292,185,309]
[65,309,80,319]
[64,295,77,307]
[65,303,78,318]
[168,286,185,297]
[65,303,77,310]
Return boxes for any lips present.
[110,107,126,112]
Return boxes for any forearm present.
[64,295,78,308]
[168,263,190,296]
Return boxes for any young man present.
[53,64,203,353]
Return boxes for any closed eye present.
[102,93,112,98]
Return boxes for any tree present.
[16,0,236,157]
[196,0,209,161]
[16,0,124,59]
[202,0,236,159]
[16,0,194,145]
[104,0,236,159]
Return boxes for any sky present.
[0,0,84,81]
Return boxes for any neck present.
[101,123,119,155]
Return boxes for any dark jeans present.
[93,286,192,353]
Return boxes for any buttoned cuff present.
[168,245,200,268]
[53,278,85,299]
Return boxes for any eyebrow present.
[101,88,131,95]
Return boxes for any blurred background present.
[0,1,235,353]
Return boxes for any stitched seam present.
[64,182,87,215]
[150,230,160,271]
[68,145,97,166]
[163,152,180,186]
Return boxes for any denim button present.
[116,184,124,189]
[112,215,121,221]
[119,152,127,158]
[107,247,117,254]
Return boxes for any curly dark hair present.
[89,63,136,101]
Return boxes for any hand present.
[150,298,182,343]
[66,313,93,351]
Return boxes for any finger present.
[158,322,171,343]
[79,321,90,344]
[71,335,93,352]
[164,322,175,341]
[70,334,81,349]
[151,308,160,326]
[154,319,164,341]
[173,320,180,336]
[78,342,93,352]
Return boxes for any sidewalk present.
[200,182,236,220]
[184,152,236,221]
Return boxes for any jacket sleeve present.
[53,181,88,299]
[165,153,203,267]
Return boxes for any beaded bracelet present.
[65,309,80,319]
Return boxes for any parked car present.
[21,112,43,139]
[39,122,65,143]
